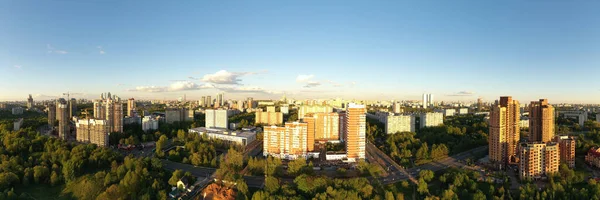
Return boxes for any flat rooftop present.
[190,127,256,138]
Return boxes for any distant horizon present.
[2,2,599,104]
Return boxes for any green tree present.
[265,176,280,194]
[63,160,76,183]
[417,178,429,195]
[287,158,307,176]
[416,142,430,164]
[419,170,434,182]
[156,135,168,156]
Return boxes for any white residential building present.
[443,109,456,117]
[205,109,230,129]
[190,127,257,146]
[458,108,469,115]
[385,115,415,134]
[14,118,23,131]
[142,116,159,132]
[281,106,289,114]
[420,112,444,128]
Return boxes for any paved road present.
[163,142,488,188]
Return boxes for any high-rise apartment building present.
[246,98,254,109]
[76,119,110,146]
[69,98,77,117]
[206,96,212,107]
[555,135,576,168]
[422,94,428,109]
[280,106,289,114]
[345,103,366,162]
[57,98,70,140]
[142,116,159,132]
[205,109,229,129]
[385,114,415,134]
[489,96,520,168]
[266,106,276,113]
[216,93,224,107]
[392,102,402,114]
[127,98,136,117]
[519,142,559,180]
[529,99,555,143]
[47,103,56,126]
[255,111,283,125]
[477,97,483,111]
[27,94,33,109]
[419,112,443,128]
[263,122,309,159]
[304,112,340,142]
[298,105,333,119]
[165,108,194,124]
[92,93,124,133]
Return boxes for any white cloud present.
[97,46,105,54]
[303,81,321,88]
[14,65,22,69]
[47,44,68,54]
[218,85,278,94]
[296,75,315,83]
[201,70,257,84]
[447,91,476,96]
[129,81,215,93]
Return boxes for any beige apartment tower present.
[529,99,555,143]
[127,98,136,117]
[57,98,70,140]
[304,112,340,141]
[489,96,520,168]
[263,122,309,159]
[345,103,366,162]
[255,111,283,125]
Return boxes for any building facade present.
[127,98,136,117]
[586,147,600,168]
[57,98,70,140]
[12,107,23,115]
[345,103,366,162]
[255,111,283,125]
[298,105,333,119]
[165,108,194,124]
[385,114,415,134]
[205,109,229,129]
[263,122,310,159]
[142,116,159,132]
[392,102,402,114]
[419,112,443,128]
[47,104,56,126]
[489,96,520,168]
[555,135,576,168]
[27,94,33,109]
[304,112,340,141]
[190,127,257,146]
[529,99,555,143]
[92,93,124,133]
[76,119,110,146]
[519,142,559,180]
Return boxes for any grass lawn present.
[14,184,72,200]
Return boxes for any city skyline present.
[2,1,600,103]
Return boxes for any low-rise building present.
[266,106,276,113]
[586,147,600,168]
[189,127,257,146]
[13,118,23,131]
[443,109,456,117]
[458,108,469,115]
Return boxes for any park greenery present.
[0,126,174,199]
[374,114,488,167]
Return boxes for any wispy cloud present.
[13,65,22,69]
[128,81,214,93]
[47,44,68,54]
[296,74,322,88]
[97,46,105,54]
[201,70,260,85]
[218,85,279,94]
[447,91,476,96]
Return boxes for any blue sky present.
[1,1,599,103]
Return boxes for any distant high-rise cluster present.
[199,96,213,107]
[263,102,366,162]
[422,93,434,108]
[216,93,224,107]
